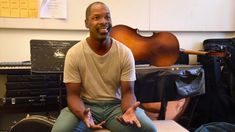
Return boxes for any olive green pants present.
[51,100,157,132]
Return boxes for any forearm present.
[121,93,136,112]
[67,95,86,119]
[66,83,86,120]
[120,81,137,112]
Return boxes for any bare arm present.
[120,81,136,112]
[66,83,86,119]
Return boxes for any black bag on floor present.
[195,38,235,124]
[195,122,235,132]
[203,37,235,100]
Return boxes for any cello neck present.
[181,49,227,57]
[181,49,208,55]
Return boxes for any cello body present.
[110,25,180,67]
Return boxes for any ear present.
[85,19,89,28]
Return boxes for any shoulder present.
[111,38,134,61]
[112,38,132,53]
[66,40,85,56]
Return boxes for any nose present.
[99,17,110,24]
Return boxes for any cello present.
[110,24,180,67]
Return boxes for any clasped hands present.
[82,101,141,130]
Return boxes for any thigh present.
[105,107,157,132]
[135,108,157,132]
[51,107,80,132]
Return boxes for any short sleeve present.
[120,48,136,81]
[63,48,81,83]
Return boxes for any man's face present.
[85,3,112,40]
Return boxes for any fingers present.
[116,116,132,126]
[116,116,126,124]
[90,121,106,130]
[83,109,106,130]
[133,119,141,128]
[90,124,103,129]
[98,121,106,127]
[116,116,141,128]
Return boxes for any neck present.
[87,37,112,55]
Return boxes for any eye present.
[105,15,111,20]
[92,16,100,20]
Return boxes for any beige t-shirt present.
[63,38,136,101]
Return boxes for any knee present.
[135,108,157,132]
[51,124,65,132]
[51,122,76,132]
[51,107,79,132]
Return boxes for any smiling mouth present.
[99,26,110,34]
[100,28,108,33]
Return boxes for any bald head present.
[85,2,109,20]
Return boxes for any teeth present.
[101,27,108,29]
[99,27,108,33]
[100,28,108,33]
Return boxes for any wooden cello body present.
[110,24,180,67]
[110,25,188,120]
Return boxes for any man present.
[52,2,156,132]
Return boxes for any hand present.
[82,108,106,129]
[116,101,141,128]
